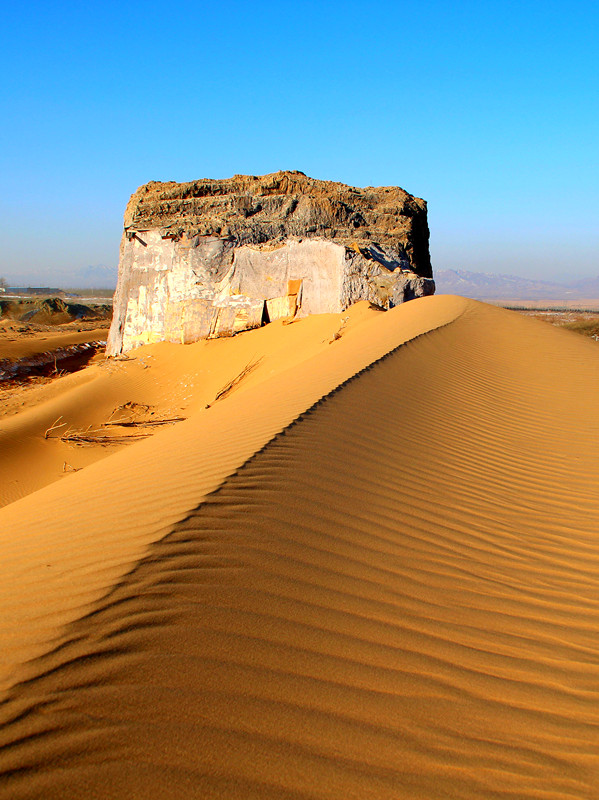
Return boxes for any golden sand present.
[0,296,598,798]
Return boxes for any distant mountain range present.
[435,270,599,302]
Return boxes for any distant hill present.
[567,275,599,295]
[435,269,599,302]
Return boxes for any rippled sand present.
[1,296,598,799]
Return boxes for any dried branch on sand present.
[207,358,262,408]
[44,416,67,439]
[43,401,187,446]
[55,411,187,446]
[60,428,151,447]
[105,417,185,428]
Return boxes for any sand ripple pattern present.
[1,301,599,798]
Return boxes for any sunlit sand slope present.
[0,297,464,691]
[1,299,599,799]
[0,299,457,507]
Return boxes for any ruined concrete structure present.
[107,171,435,354]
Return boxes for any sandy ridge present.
[0,295,466,694]
[0,299,598,797]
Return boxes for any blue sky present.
[1,0,597,286]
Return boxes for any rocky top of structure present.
[123,170,432,279]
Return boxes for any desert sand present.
[0,295,598,798]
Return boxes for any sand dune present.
[0,297,463,690]
[1,296,599,798]
[0,302,400,506]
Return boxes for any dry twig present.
[60,429,151,446]
[44,416,66,439]
[207,358,262,408]
[105,417,185,428]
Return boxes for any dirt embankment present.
[0,297,112,382]
[0,296,112,329]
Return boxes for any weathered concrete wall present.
[108,236,344,352]
[107,172,436,355]
[108,234,434,354]
[231,240,345,316]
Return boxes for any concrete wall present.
[107,233,434,355]
[109,236,347,353]
[230,240,345,316]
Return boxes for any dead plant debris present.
[44,404,187,447]
[206,358,262,408]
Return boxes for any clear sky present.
[1,0,597,286]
